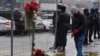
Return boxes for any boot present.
[62,46,65,52]
[94,36,97,39]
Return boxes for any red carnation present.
[31,1,38,12]
[34,49,42,56]
[31,1,38,6]
[24,1,38,12]
[24,3,31,12]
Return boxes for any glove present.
[72,29,79,35]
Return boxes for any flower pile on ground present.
[33,48,49,56]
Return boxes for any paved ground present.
[0,32,100,56]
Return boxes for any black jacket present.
[52,12,60,27]
[84,9,90,26]
[72,12,87,36]
[57,12,70,30]
[89,13,99,26]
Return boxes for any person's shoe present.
[98,36,100,39]
[49,47,55,50]
[62,46,65,52]
[57,47,65,52]
[63,46,65,50]
[89,40,94,42]
[98,37,100,39]
[94,36,97,39]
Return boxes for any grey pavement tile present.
[0,32,100,56]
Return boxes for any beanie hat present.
[71,6,79,12]
[57,4,66,12]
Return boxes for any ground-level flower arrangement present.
[33,48,49,56]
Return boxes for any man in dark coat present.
[49,4,62,50]
[71,6,87,56]
[53,4,70,51]
[83,8,90,45]
[94,9,100,39]
[88,9,94,42]
[88,8,100,42]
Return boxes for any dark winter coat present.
[84,9,90,25]
[52,12,60,28]
[54,4,70,47]
[72,12,87,36]
[89,13,99,26]
[55,12,70,47]
[57,12,70,30]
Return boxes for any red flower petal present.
[24,3,31,12]
[24,1,38,12]
[34,49,42,56]
[31,1,38,6]
[31,5,38,11]
[31,1,38,11]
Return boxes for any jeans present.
[74,35,85,56]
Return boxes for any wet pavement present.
[0,32,100,56]
[34,33,100,56]
[46,52,100,56]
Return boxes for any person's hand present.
[72,29,79,35]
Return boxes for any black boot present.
[61,46,65,52]
[89,40,94,42]
[94,36,97,39]
[49,47,55,50]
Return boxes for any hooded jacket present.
[84,9,89,18]
[57,5,70,29]
[84,9,90,26]
[89,9,99,26]
[72,12,87,36]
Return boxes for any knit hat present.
[57,4,66,12]
[71,6,79,12]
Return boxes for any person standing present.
[88,8,100,42]
[52,5,62,33]
[49,4,62,50]
[88,9,95,42]
[83,8,90,45]
[71,6,87,56]
[54,4,70,52]
[94,9,100,39]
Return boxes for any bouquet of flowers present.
[33,48,49,56]
[24,1,38,29]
